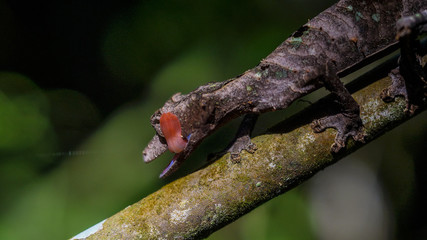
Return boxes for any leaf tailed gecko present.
[143,0,427,178]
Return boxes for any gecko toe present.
[246,142,258,153]
[331,141,344,153]
[311,119,326,133]
[230,153,241,163]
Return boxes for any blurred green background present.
[0,0,426,239]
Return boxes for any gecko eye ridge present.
[159,112,188,153]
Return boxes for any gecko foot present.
[228,134,257,162]
[381,68,408,102]
[208,114,258,162]
[381,67,425,115]
[311,113,365,153]
[208,133,257,163]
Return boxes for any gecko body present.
[144,0,427,178]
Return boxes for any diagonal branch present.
[72,54,427,239]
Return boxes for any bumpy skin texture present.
[143,0,427,178]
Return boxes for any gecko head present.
[143,83,223,178]
[145,91,218,178]
[152,94,215,144]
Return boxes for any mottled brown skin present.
[143,0,427,178]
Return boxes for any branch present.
[72,54,426,239]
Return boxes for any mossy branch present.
[72,55,426,239]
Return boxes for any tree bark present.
[71,54,427,239]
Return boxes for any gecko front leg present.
[227,113,259,160]
[311,62,365,152]
[208,113,259,162]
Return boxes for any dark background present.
[0,0,426,239]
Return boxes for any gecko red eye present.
[159,112,188,153]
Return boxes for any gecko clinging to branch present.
[143,0,427,178]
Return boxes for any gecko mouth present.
[159,133,193,178]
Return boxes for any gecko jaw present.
[158,134,192,178]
